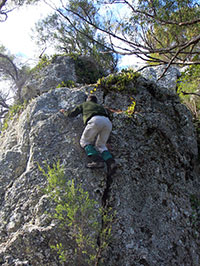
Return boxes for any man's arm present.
[104,106,123,114]
[60,104,83,117]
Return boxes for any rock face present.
[0,68,200,265]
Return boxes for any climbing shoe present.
[106,158,117,176]
[101,150,113,161]
[84,144,99,157]
[86,154,105,169]
[101,150,117,176]
[86,161,105,168]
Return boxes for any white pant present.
[80,116,112,153]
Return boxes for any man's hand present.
[59,109,65,113]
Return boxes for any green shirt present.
[64,101,109,124]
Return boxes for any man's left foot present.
[86,154,104,168]
[86,161,105,168]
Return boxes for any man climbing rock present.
[60,95,117,176]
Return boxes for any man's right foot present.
[106,158,117,176]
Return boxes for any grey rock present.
[140,65,181,91]
[0,74,199,265]
[21,56,77,101]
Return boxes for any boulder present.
[21,55,107,102]
[0,74,199,265]
[21,56,77,101]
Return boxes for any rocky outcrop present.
[21,55,107,102]
[21,56,77,101]
[0,71,199,265]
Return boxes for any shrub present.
[72,55,105,84]
[124,97,136,117]
[38,161,114,265]
[56,80,75,88]
[31,55,51,73]
[177,65,200,96]
[96,69,140,93]
[177,65,200,160]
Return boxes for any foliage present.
[176,66,200,115]
[31,52,108,84]
[177,65,200,159]
[31,55,51,73]
[1,101,27,132]
[0,45,31,103]
[177,65,200,97]
[0,89,10,119]
[38,161,114,265]
[56,80,75,88]
[89,88,97,94]
[144,0,200,64]
[124,97,136,118]
[0,46,18,85]
[39,0,200,68]
[73,55,107,84]
[96,69,140,93]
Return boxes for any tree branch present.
[181,91,200,97]
[123,0,200,27]
[0,0,7,10]
[43,0,200,67]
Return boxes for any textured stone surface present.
[0,72,199,265]
[21,56,77,101]
[140,66,181,91]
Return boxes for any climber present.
[60,95,117,176]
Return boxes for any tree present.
[0,89,10,120]
[134,0,200,72]
[0,46,30,117]
[34,0,118,75]
[43,0,200,74]
[0,0,40,22]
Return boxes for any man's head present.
[87,95,98,103]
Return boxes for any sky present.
[0,2,53,64]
